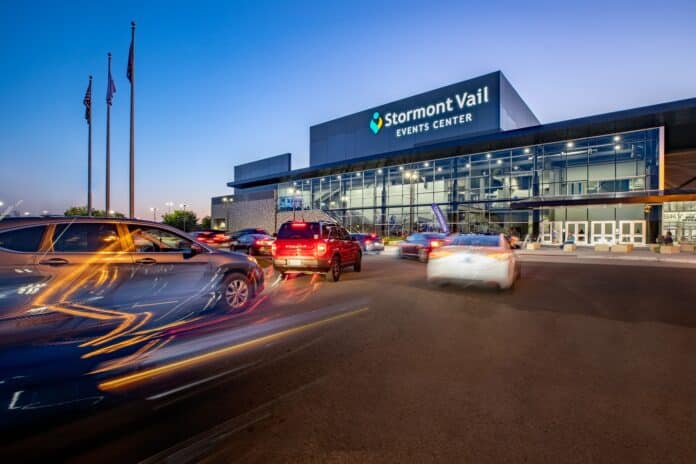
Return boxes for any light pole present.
[149,207,158,221]
[179,203,188,232]
[165,201,173,214]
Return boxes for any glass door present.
[619,220,646,245]
[591,221,615,244]
[565,221,588,245]
[540,221,563,245]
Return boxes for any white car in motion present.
[427,233,519,290]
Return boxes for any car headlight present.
[246,255,258,264]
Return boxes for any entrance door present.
[619,220,646,245]
[591,221,615,244]
[565,221,588,245]
[540,221,563,245]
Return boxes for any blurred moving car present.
[0,217,265,315]
[427,233,519,290]
[233,233,275,256]
[272,221,362,282]
[350,233,384,253]
[190,230,232,248]
[397,232,447,262]
[228,228,270,248]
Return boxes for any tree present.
[200,215,212,230]
[64,206,125,217]
[162,210,198,232]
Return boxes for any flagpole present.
[106,52,112,216]
[129,21,136,218]
[87,75,93,216]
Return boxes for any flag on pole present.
[107,69,116,106]
[127,39,134,84]
[83,78,92,122]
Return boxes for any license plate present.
[288,259,302,266]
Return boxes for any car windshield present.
[451,235,500,247]
[277,222,321,239]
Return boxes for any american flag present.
[107,69,116,106]
[127,40,134,84]
[83,78,92,123]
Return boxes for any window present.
[0,225,47,252]
[277,222,321,239]
[452,235,500,247]
[128,225,192,252]
[53,223,121,252]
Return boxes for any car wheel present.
[326,257,341,282]
[418,248,429,263]
[219,273,252,311]
[354,253,362,272]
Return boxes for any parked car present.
[190,230,232,248]
[272,221,362,281]
[350,233,385,253]
[0,217,264,317]
[233,233,275,256]
[397,232,447,262]
[426,233,519,290]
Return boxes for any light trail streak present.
[98,306,369,391]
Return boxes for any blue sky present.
[1,0,695,219]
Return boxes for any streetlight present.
[42,210,48,216]
[179,204,189,231]
[149,207,158,221]
[165,201,174,213]
[0,201,4,207]
[108,210,115,216]
[23,211,30,216]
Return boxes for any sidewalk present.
[515,245,696,267]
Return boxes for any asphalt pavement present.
[3,254,696,463]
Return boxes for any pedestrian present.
[665,231,674,245]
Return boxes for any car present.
[397,232,447,262]
[350,233,385,253]
[0,217,265,317]
[233,233,275,256]
[228,228,270,248]
[272,220,362,282]
[426,233,519,290]
[190,230,232,248]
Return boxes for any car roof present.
[0,216,187,236]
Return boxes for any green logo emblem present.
[370,111,383,134]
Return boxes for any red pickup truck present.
[272,221,362,282]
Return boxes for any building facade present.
[214,71,696,246]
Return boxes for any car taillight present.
[430,240,441,248]
[365,240,372,245]
[271,242,277,255]
[316,242,327,256]
[489,252,511,261]
[370,234,377,239]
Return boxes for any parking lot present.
[5,253,696,463]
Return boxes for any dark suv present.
[272,221,362,281]
[0,217,264,318]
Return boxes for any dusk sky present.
[2,0,695,220]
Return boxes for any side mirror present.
[183,243,204,259]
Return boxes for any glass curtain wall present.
[277,128,660,236]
